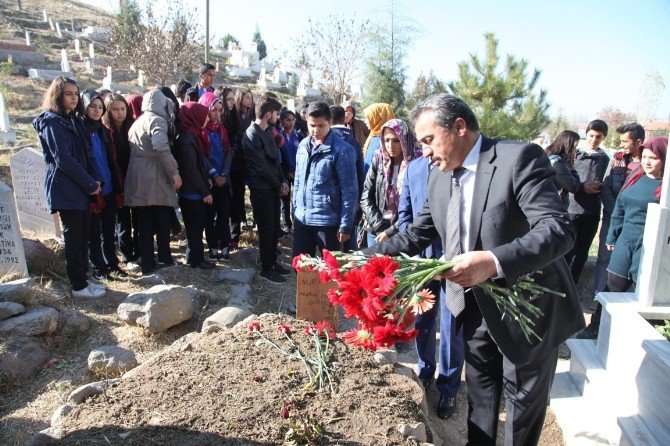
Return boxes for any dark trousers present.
[565,213,600,285]
[170,208,182,235]
[280,183,292,229]
[117,206,139,262]
[592,212,611,294]
[590,272,634,329]
[229,170,246,243]
[135,206,173,273]
[179,197,206,266]
[415,280,464,398]
[205,185,231,250]
[58,209,91,291]
[89,194,119,275]
[250,187,280,271]
[291,219,339,258]
[462,300,558,446]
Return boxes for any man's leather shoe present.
[437,394,456,419]
[419,376,434,389]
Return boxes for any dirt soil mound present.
[52,314,427,445]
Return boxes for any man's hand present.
[203,194,213,205]
[90,184,101,195]
[375,232,389,243]
[214,175,227,187]
[280,182,289,196]
[337,232,350,243]
[584,178,601,195]
[607,244,614,251]
[439,251,497,287]
[173,174,182,190]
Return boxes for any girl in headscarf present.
[578,137,667,339]
[360,118,419,247]
[199,92,233,261]
[173,102,214,270]
[125,94,144,121]
[361,103,395,173]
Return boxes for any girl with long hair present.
[545,130,581,207]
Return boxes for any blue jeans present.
[292,219,340,257]
[414,279,465,398]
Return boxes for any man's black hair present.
[255,95,282,119]
[199,63,216,76]
[616,122,645,142]
[176,79,192,99]
[586,119,608,136]
[308,101,331,121]
[330,105,345,124]
[411,93,479,131]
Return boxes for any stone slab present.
[218,267,256,284]
[9,147,62,237]
[0,49,44,65]
[0,306,58,336]
[636,204,670,306]
[0,182,28,276]
[28,69,73,82]
[0,301,25,320]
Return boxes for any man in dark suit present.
[364,94,584,445]
[397,156,464,419]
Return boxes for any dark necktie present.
[444,168,465,317]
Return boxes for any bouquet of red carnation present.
[293,250,564,350]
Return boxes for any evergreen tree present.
[407,70,447,112]
[546,110,572,140]
[362,0,415,116]
[252,27,267,60]
[449,32,550,140]
[220,33,239,50]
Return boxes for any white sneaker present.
[72,283,106,299]
[88,280,106,291]
[126,261,141,273]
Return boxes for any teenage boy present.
[278,109,301,232]
[292,102,358,259]
[243,95,290,284]
[565,119,610,286]
[186,63,216,101]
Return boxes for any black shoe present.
[107,268,129,280]
[278,228,290,237]
[273,263,291,276]
[437,394,456,419]
[157,261,176,268]
[259,269,287,284]
[192,261,215,270]
[576,323,599,339]
[419,376,434,390]
[209,249,220,260]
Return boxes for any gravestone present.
[55,22,62,39]
[74,39,80,53]
[89,43,94,59]
[28,69,71,82]
[215,61,219,72]
[48,18,54,31]
[296,269,338,328]
[25,30,30,47]
[60,49,69,73]
[9,147,61,237]
[0,182,28,277]
[137,70,143,88]
[0,92,16,144]
[43,9,48,22]
[102,66,112,90]
[286,99,295,113]
[636,155,670,306]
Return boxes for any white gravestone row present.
[0,182,28,277]
[9,148,62,238]
[0,91,16,144]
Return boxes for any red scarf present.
[177,102,210,158]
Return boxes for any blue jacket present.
[293,130,358,233]
[397,157,442,259]
[33,111,100,212]
[330,125,364,199]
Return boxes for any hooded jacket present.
[32,110,100,212]
[124,89,180,207]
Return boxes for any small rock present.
[117,285,194,334]
[22,238,55,275]
[236,246,260,266]
[373,348,398,365]
[88,346,138,376]
[59,308,90,334]
[27,427,65,446]
[233,314,257,329]
[226,297,254,312]
[0,337,49,380]
[68,379,119,405]
[201,307,252,333]
[0,278,35,303]
[50,404,74,427]
[134,273,166,286]
[0,301,26,320]
[218,267,256,284]
[0,306,59,336]
[397,422,427,443]
[230,283,254,304]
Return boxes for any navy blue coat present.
[33,111,100,212]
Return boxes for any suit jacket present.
[365,135,584,365]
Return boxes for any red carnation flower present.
[315,320,336,339]
[327,288,342,305]
[278,324,292,335]
[322,249,341,279]
[373,322,419,348]
[248,321,261,332]
[362,255,399,294]
[342,326,377,351]
[292,254,304,271]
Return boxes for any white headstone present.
[286,99,295,113]
[0,183,28,277]
[227,41,235,52]
[102,76,111,90]
[259,66,266,82]
[25,30,30,47]
[0,92,16,144]
[215,61,219,72]
[137,70,144,88]
[55,22,62,38]
[106,65,112,84]
[48,18,54,31]
[242,56,250,69]
[85,59,92,73]
[74,39,80,53]
[89,43,94,59]
[9,148,62,238]
[43,10,48,23]
[60,49,69,73]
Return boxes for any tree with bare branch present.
[293,15,369,103]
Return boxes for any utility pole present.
[204,0,209,63]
